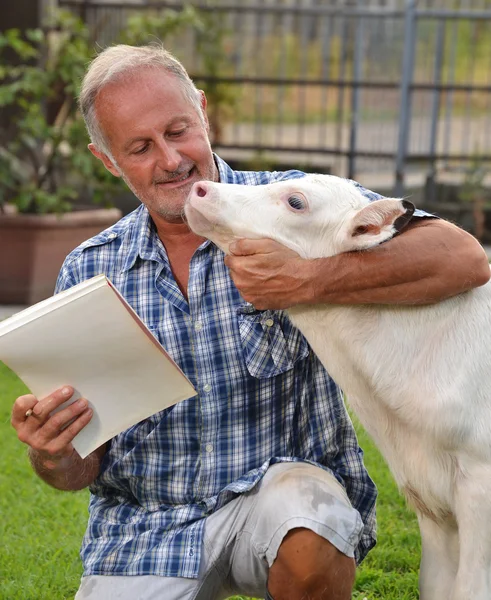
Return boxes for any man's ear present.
[198,90,210,132]
[347,199,415,249]
[88,143,121,178]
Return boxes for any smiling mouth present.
[155,167,196,187]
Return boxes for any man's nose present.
[155,139,180,172]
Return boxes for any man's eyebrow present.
[168,116,192,128]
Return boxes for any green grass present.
[0,363,90,600]
[0,361,420,599]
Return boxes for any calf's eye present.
[287,195,306,211]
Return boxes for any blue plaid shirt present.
[56,155,382,578]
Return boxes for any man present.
[11,45,490,600]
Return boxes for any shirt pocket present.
[237,304,310,378]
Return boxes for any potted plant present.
[0,11,123,304]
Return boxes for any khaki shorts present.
[75,462,364,600]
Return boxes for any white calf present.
[185,175,491,600]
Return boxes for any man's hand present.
[12,386,91,465]
[224,239,315,309]
[12,386,104,490]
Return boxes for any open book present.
[0,274,196,458]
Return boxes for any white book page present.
[0,274,108,335]
[0,279,196,458]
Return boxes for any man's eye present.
[168,129,186,138]
[134,145,149,155]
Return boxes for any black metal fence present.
[58,0,491,197]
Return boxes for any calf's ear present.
[348,199,415,248]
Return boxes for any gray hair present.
[79,44,204,157]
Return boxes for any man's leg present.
[74,477,257,600]
[75,462,364,600]
[267,528,355,600]
[228,461,364,600]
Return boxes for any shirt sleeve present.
[54,257,81,294]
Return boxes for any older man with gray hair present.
[11,43,490,600]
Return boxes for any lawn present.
[0,360,420,599]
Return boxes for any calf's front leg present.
[452,461,491,600]
[418,514,459,600]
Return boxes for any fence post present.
[348,8,364,181]
[427,19,445,204]
[335,13,349,175]
[39,0,58,25]
[395,0,417,198]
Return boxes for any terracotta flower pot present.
[0,207,122,305]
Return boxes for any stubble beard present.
[116,158,219,223]
[121,172,190,222]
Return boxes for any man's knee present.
[267,527,356,600]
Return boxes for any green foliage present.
[0,7,236,214]
[119,6,205,46]
[0,11,126,214]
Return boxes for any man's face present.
[90,69,218,222]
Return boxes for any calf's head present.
[185,175,414,258]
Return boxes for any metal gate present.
[58,0,491,195]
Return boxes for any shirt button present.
[203,383,212,393]
[194,321,203,332]
[205,444,214,453]
[264,318,274,327]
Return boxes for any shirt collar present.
[120,205,168,273]
[214,153,235,183]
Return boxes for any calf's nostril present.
[195,184,208,198]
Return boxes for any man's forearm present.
[225,219,490,309]
[28,446,104,491]
[306,219,490,306]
